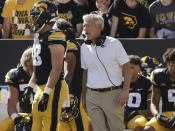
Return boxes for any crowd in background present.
[0,0,175,39]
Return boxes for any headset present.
[84,35,106,47]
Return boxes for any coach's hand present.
[118,88,129,106]
[38,93,49,112]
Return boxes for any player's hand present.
[167,116,175,129]
[23,86,33,103]
[14,116,24,125]
[155,113,170,128]
[38,93,49,112]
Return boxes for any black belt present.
[88,85,122,92]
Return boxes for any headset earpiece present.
[85,35,106,47]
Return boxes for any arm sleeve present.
[114,39,129,66]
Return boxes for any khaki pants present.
[86,88,125,131]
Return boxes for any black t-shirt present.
[151,68,175,112]
[109,0,150,38]
[126,75,152,110]
[5,65,32,113]
[0,0,6,38]
[56,0,86,30]
[33,29,66,85]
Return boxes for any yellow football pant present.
[32,80,68,131]
[146,111,175,131]
[127,115,148,130]
[0,113,30,131]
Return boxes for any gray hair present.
[83,14,104,30]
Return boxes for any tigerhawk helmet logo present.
[121,12,137,29]
[34,3,48,12]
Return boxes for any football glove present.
[38,93,49,112]
[155,113,170,128]
[14,116,25,125]
[124,108,138,123]
[23,86,33,103]
[167,116,175,129]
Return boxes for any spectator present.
[0,47,34,131]
[92,0,112,36]
[26,1,69,130]
[149,0,175,39]
[1,0,39,39]
[81,13,132,131]
[54,0,86,38]
[0,0,6,38]
[109,0,150,38]
[125,55,152,131]
[144,48,175,131]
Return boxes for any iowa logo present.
[34,3,48,12]
[121,12,137,29]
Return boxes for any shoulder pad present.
[67,40,78,51]
[5,68,18,83]
[48,30,66,42]
[150,68,166,85]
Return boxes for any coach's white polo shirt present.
[81,36,129,89]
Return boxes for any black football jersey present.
[126,75,152,110]
[33,29,67,85]
[67,39,82,98]
[151,68,175,112]
[5,65,32,113]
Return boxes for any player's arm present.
[38,44,65,112]
[65,52,76,86]
[8,86,18,116]
[2,17,10,38]
[46,44,65,89]
[150,84,160,116]
[138,91,152,117]
[8,86,24,124]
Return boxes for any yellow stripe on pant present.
[32,80,68,131]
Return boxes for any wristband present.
[44,87,52,94]
[28,82,35,88]
[11,113,18,120]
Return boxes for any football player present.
[56,18,92,131]
[0,47,34,131]
[144,48,175,131]
[125,55,152,131]
[24,1,69,131]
